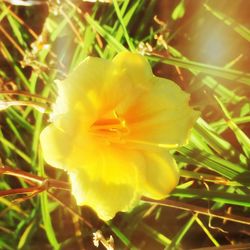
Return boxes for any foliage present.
[0,0,249,249]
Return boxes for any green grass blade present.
[211,116,250,130]
[172,0,185,20]
[17,220,35,249]
[166,214,197,250]
[148,55,250,86]
[195,216,220,247]
[113,0,135,51]
[194,118,234,156]
[6,108,33,132]
[0,3,10,21]
[168,43,242,103]
[0,42,30,90]
[107,222,138,250]
[6,117,25,147]
[177,146,248,183]
[141,223,171,246]
[172,188,250,207]
[38,151,60,250]
[215,96,250,158]
[85,13,126,53]
[6,12,27,48]
[204,4,250,42]
[0,136,31,164]
[0,241,14,250]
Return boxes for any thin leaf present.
[172,188,250,207]
[172,0,185,20]
[113,0,135,51]
[38,151,60,250]
[215,96,250,158]
[204,4,250,42]
[84,13,126,53]
[166,214,197,250]
[148,55,250,86]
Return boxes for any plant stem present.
[142,197,250,226]
[0,165,70,198]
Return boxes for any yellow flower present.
[40,51,198,220]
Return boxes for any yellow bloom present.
[40,51,198,220]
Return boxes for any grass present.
[0,0,250,249]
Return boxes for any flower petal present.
[40,52,198,221]
[112,51,153,87]
[52,54,152,129]
[125,77,199,147]
[40,124,70,170]
[51,57,114,126]
[139,150,179,199]
[68,147,143,220]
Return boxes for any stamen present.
[126,139,179,149]
[89,113,129,143]
[89,111,179,149]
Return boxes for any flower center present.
[89,112,129,143]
